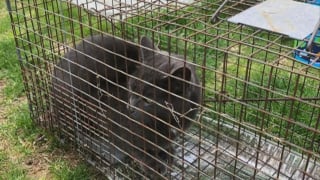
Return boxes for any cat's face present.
[127,37,199,134]
[126,37,200,176]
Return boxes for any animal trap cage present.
[6,0,320,179]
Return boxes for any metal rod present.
[5,0,11,11]
[210,0,229,24]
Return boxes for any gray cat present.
[52,34,201,177]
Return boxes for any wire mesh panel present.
[6,0,320,179]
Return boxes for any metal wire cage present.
[6,0,320,179]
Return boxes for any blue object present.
[293,42,320,69]
[308,0,320,6]
[292,0,320,68]
[293,30,320,68]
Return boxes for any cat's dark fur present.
[52,34,201,177]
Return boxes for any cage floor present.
[71,116,320,179]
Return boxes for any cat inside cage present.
[51,34,201,177]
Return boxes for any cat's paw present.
[137,147,174,179]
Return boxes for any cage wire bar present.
[6,0,320,179]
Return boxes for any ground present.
[0,79,103,179]
[0,80,51,179]
[0,1,102,177]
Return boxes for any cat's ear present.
[163,62,192,81]
[140,36,159,62]
[160,63,192,94]
[171,66,192,81]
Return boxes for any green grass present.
[50,160,94,180]
[0,2,23,99]
[0,83,96,179]
[0,1,100,179]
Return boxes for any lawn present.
[0,1,101,179]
